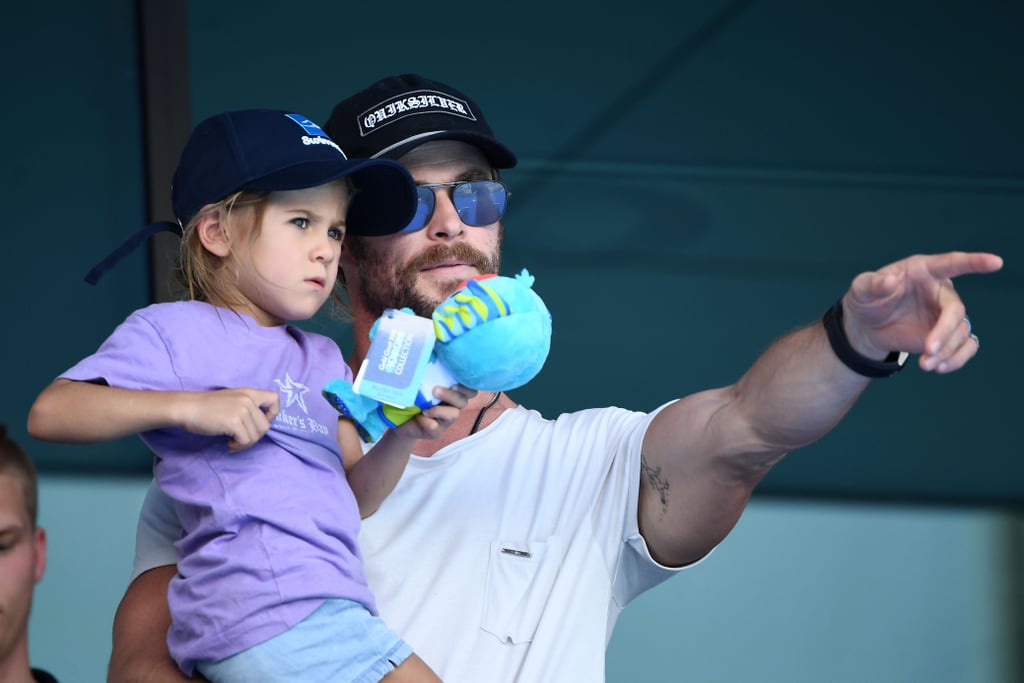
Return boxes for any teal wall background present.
[29,483,1021,682]
[7,0,1022,504]
[4,1,1022,681]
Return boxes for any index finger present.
[432,384,477,406]
[255,389,281,420]
[921,251,1003,281]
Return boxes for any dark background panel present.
[1,0,152,474]
[4,0,1021,507]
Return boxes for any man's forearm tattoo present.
[641,456,670,508]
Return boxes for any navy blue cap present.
[86,109,417,284]
[171,109,416,233]
[324,74,517,168]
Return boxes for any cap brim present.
[244,158,417,236]
[347,161,419,236]
[376,131,517,169]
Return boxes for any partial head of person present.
[324,74,518,318]
[0,425,47,681]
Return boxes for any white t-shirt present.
[133,404,702,682]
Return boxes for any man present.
[107,74,1003,682]
[0,426,58,683]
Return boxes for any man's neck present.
[348,311,376,373]
[0,645,37,683]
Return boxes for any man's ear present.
[33,527,46,583]
[337,240,354,262]
[339,240,357,267]
[196,211,231,257]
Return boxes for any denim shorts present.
[196,598,413,683]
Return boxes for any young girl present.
[28,109,469,682]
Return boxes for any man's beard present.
[346,239,501,318]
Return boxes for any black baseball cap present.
[86,109,416,284]
[324,74,517,169]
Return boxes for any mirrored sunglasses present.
[400,180,510,233]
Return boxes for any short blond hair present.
[0,425,39,527]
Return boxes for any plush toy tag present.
[353,309,436,408]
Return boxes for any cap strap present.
[84,220,182,285]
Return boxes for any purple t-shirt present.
[61,301,373,674]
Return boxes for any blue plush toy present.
[323,268,552,442]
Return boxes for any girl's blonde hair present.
[176,190,269,307]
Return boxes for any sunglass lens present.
[454,181,507,227]
[401,186,436,233]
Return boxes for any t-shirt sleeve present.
[130,478,182,583]
[611,400,714,607]
[60,309,179,390]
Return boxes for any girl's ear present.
[196,211,231,257]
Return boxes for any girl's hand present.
[395,385,477,440]
[180,388,280,451]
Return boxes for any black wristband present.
[822,299,907,378]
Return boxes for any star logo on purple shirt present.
[274,373,310,414]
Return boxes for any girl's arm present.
[342,385,473,517]
[28,378,280,452]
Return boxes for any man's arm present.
[637,251,1004,567]
[108,565,198,682]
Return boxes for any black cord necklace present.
[469,391,502,435]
